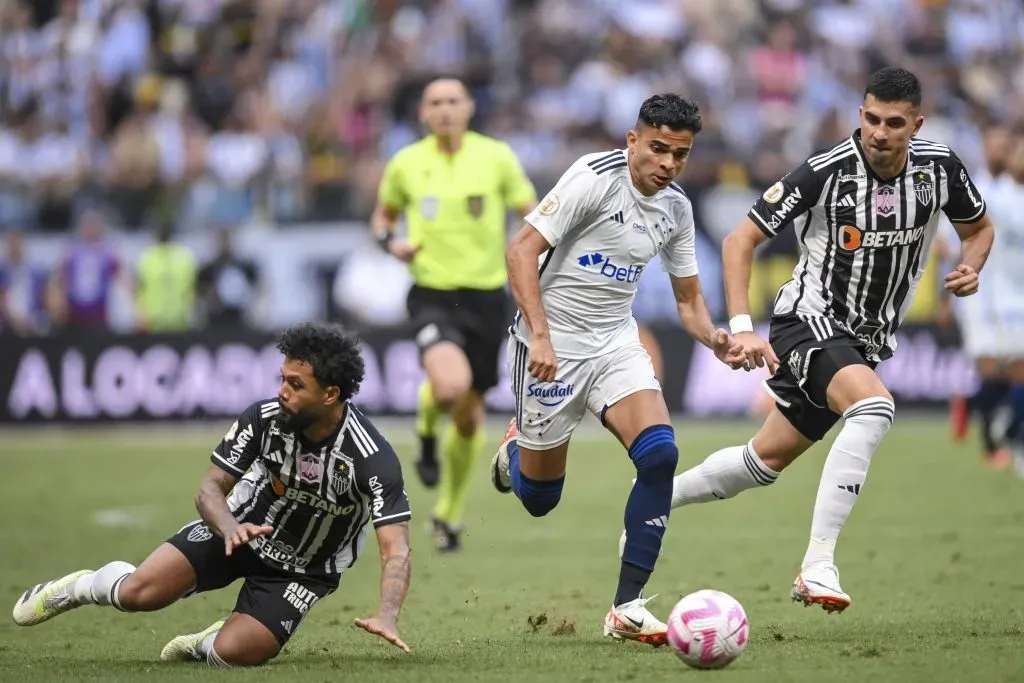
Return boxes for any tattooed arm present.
[376,521,412,621]
[354,521,412,652]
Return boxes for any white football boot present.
[12,569,93,626]
[160,618,226,662]
[490,419,518,494]
[603,594,668,647]
[791,564,851,613]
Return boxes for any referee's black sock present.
[419,435,437,465]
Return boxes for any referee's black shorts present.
[406,284,510,393]
[762,313,877,442]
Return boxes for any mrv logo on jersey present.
[577,252,644,283]
[527,380,575,407]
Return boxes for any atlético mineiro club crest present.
[330,457,354,495]
[914,172,933,206]
[875,185,895,218]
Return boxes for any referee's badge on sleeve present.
[420,196,438,220]
[467,195,484,217]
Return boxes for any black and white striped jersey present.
[210,399,411,576]
[748,129,987,360]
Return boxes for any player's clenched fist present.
[944,263,979,297]
[527,336,558,382]
[733,331,779,375]
[224,522,274,556]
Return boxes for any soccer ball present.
[666,589,749,669]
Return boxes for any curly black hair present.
[275,322,365,401]
[865,67,921,108]
[637,93,703,134]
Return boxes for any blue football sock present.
[509,440,564,517]
[974,378,1011,451]
[616,424,678,606]
[1008,384,1024,445]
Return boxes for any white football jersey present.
[511,148,698,358]
[983,176,1024,320]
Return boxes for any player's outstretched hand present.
[354,615,411,653]
[944,264,979,297]
[733,331,779,375]
[224,523,274,556]
[527,335,558,382]
[388,239,419,263]
[712,328,747,370]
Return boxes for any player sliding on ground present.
[490,93,747,646]
[634,67,995,613]
[12,323,414,665]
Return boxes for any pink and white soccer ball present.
[666,589,749,669]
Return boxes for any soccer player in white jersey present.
[945,124,1013,467]
[982,136,1024,476]
[489,93,746,646]
[649,67,995,613]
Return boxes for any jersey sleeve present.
[361,443,412,528]
[497,143,537,211]
[941,152,987,223]
[211,401,271,477]
[747,161,821,238]
[524,160,605,248]
[660,200,699,278]
[377,154,409,211]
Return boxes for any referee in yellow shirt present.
[372,77,536,552]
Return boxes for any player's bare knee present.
[826,365,892,413]
[751,410,813,472]
[210,641,278,667]
[450,393,483,437]
[212,627,279,666]
[428,383,457,408]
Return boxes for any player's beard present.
[276,403,316,432]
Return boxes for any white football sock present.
[671,442,779,508]
[803,397,894,570]
[196,630,230,666]
[206,645,230,668]
[71,561,136,610]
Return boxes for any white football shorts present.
[506,334,662,450]
[957,294,1024,359]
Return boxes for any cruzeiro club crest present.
[330,456,354,495]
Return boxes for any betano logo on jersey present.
[577,252,644,283]
[840,225,926,251]
[271,473,355,516]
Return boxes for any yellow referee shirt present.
[378,131,536,290]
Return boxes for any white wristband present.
[729,314,753,335]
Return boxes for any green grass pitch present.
[1,417,1023,682]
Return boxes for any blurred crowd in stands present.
[0,0,1022,335]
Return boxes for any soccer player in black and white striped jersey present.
[12,323,414,664]
[661,67,996,611]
